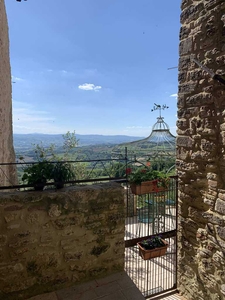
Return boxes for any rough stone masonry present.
[177,0,225,299]
[0,0,17,187]
[0,183,125,300]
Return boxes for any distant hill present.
[13,133,143,151]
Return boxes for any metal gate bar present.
[124,177,178,298]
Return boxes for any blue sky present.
[6,0,180,136]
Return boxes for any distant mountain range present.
[13,133,144,150]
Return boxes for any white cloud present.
[12,100,58,133]
[78,83,102,91]
[13,107,55,122]
[12,75,24,82]
[170,93,178,99]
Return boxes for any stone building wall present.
[177,0,225,299]
[0,0,17,187]
[0,183,125,300]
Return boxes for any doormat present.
[144,286,163,297]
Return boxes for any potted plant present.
[126,167,169,195]
[137,235,169,260]
[22,161,53,191]
[52,162,75,189]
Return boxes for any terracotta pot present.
[130,180,166,195]
[34,182,45,191]
[54,181,64,189]
[137,238,169,260]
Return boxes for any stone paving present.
[27,271,145,300]
[27,271,186,300]
[150,292,187,300]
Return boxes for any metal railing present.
[0,155,128,190]
[124,176,178,298]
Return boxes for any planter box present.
[130,180,166,195]
[34,182,46,191]
[137,239,169,260]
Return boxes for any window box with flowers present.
[137,235,169,260]
[126,167,169,195]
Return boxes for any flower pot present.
[130,180,166,195]
[137,238,169,260]
[34,182,46,191]
[54,181,64,189]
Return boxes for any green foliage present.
[126,167,168,186]
[21,131,79,189]
[151,158,175,173]
[139,236,165,250]
[32,131,78,162]
[62,131,79,157]
[53,162,74,181]
[71,162,88,180]
[52,162,75,188]
[33,143,56,161]
[22,161,53,189]
[107,162,126,178]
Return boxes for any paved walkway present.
[150,293,186,300]
[27,271,186,300]
[27,271,145,300]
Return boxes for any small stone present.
[48,204,61,217]
[7,223,20,229]
[4,205,23,211]
[4,213,17,223]
[13,263,24,272]
[221,15,225,27]
[221,284,225,295]
[215,199,225,215]
[0,235,7,246]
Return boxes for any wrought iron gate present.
[124,176,178,298]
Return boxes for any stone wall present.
[0,0,17,187]
[177,0,225,299]
[0,182,125,300]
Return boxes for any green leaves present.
[140,236,165,250]
[127,167,168,185]
[52,162,75,182]
[21,131,78,190]
[22,161,53,185]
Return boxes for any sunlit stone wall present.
[0,183,125,300]
[0,0,17,187]
[177,0,225,299]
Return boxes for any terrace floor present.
[27,271,185,300]
[27,271,145,300]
